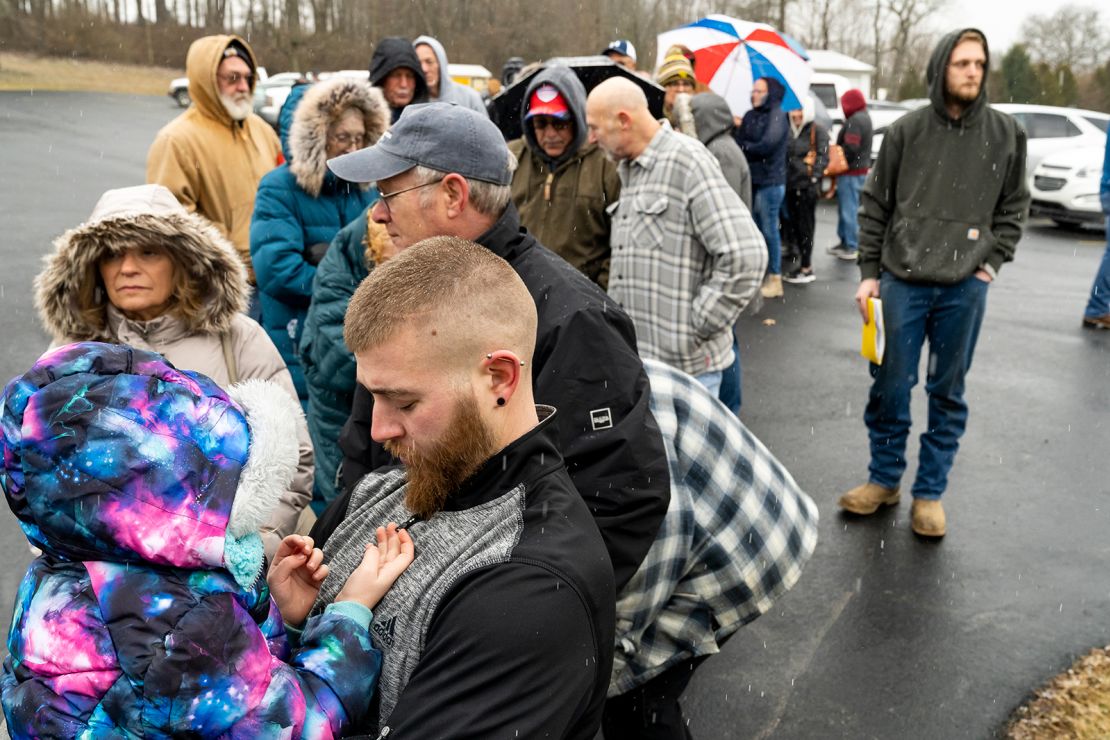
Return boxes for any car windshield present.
[811,84,837,110]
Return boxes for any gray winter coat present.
[690,93,752,209]
[413,36,487,115]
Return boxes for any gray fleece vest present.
[312,468,527,730]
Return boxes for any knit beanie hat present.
[657,51,696,86]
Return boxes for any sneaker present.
[827,244,859,261]
[760,273,784,298]
[911,499,946,537]
[783,269,816,284]
[838,482,900,515]
[1082,314,1110,330]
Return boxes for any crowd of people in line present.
[6,22,1107,739]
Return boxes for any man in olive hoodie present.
[509,67,620,289]
[838,29,1029,537]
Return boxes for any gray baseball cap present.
[327,102,512,186]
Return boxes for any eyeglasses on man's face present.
[376,176,446,217]
[532,116,572,132]
[217,72,254,86]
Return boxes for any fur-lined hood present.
[35,184,249,343]
[290,78,389,197]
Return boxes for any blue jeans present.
[836,174,866,250]
[753,184,786,274]
[1084,223,1110,318]
[865,273,990,500]
[718,337,742,414]
[695,370,724,397]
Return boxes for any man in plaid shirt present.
[604,359,819,737]
[586,77,766,397]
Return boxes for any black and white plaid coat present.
[610,359,819,695]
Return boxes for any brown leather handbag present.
[825,143,849,177]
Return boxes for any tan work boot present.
[838,482,900,515]
[911,499,946,537]
[760,274,784,298]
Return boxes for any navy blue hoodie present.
[735,77,789,187]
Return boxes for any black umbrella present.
[489,55,665,141]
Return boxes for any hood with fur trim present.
[289,77,389,197]
[35,184,249,344]
[0,342,300,586]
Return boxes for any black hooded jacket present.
[369,37,429,122]
[858,28,1030,284]
[735,77,789,187]
[316,204,672,592]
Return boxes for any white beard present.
[220,92,253,121]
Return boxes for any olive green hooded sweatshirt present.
[858,28,1030,283]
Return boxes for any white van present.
[808,72,852,129]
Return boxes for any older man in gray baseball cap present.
[315,99,673,672]
[328,102,513,251]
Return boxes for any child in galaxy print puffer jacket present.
[0,342,413,739]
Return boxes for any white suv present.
[992,104,1109,183]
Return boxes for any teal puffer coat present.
[300,210,374,509]
[250,77,387,401]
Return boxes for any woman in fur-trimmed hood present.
[33,183,314,557]
[250,76,388,405]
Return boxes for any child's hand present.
[267,534,329,627]
[335,524,414,610]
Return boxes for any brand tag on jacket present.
[967,228,980,241]
[590,407,613,431]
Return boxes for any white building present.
[807,50,875,96]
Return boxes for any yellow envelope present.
[861,297,885,365]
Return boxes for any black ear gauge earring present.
[497,397,506,406]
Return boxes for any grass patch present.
[1007,646,1110,739]
[0,52,183,95]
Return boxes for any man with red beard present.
[147,35,282,286]
[308,236,615,737]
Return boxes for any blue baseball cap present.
[327,102,512,186]
[602,40,637,63]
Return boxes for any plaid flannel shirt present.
[609,125,767,376]
[609,359,819,695]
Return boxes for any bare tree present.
[1020,4,1108,72]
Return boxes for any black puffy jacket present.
[316,205,672,591]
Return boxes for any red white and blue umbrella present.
[656,15,812,117]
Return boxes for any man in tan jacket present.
[147,35,282,285]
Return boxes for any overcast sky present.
[930,0,1091,53]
